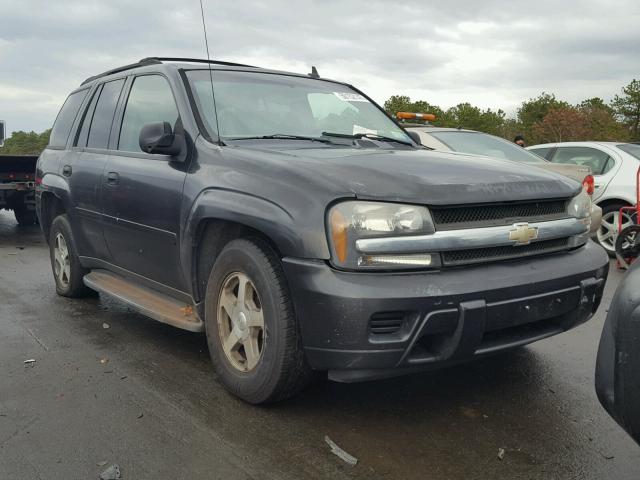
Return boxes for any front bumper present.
[283,241,609,382]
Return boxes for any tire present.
[14,204,37,226]
[615,224,640,269]
[49,214,92,297]
[597,203,633,257]
[204,238,311,404]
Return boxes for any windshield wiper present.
[227,134,333,144]
[322,132,414,146]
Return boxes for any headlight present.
[328,201,436,270]
[567,190,592,219]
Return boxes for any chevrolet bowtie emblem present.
[509,223,538,245]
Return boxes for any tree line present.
[0,129,51,155]
[384,79,640,144]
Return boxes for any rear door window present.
[75,85,102,147]
[118,75,179,153]
[550,146,614,175]
[49,89,89,148]
[85,79,125,149]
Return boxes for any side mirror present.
[139,121,182,156]
[406,130,422,146]
[595,262,640,444]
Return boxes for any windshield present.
[429,130,546,163]
[618,143,640,160]
[186,70,411,143]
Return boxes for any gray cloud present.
[1,0,638,134]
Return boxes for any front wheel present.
[204,238,310,404]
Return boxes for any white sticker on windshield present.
[334,92,369,102]
[353,125,377,135]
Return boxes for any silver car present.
[406,126,601,234]
[528,142,640,255]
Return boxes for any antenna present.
[199,0,222,145]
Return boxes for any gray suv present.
[36,57,608,403]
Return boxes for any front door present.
[101,74,188,291]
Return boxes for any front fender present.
[181,188,331,285]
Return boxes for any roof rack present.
[140,57,258,68]
[81,57,258,85]
[81,58,162,85]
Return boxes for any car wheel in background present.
[597,203,634,257]
[48,214,92,297]
[204,238,311,404]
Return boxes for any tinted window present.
[551,146,613,175]
[118,75,179,152]
[86,79,125,149]
[529,147,552,159]
[75,85,102,147]
[49,89,89,148]
[428,131,546,163]
[618,143,640,160]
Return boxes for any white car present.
[528,142,640,254]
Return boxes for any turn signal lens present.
[330,208,348,263]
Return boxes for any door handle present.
[106,172,119,185]
[62,165,72,177]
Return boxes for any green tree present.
[611,79,640,140]
[0,129,51,155]
[517,93,569,143]
[578,97,629,141]
[441,103,505,135]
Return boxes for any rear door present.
[101,74,189,291]
[65,78,126,260]
[548,145,620,202]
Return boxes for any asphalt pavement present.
[1,211,638,480]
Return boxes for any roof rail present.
[80,58,162,85]
[140,57,258,68]
[80,57,260,86]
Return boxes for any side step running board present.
[83,270,204,332]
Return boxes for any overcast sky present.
[1,0,639,134]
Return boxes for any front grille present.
[442,238,570,266]
[431,200,568,230]
[370,311,405,335]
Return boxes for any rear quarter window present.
[49,89,89,148]
[529,147,552,159]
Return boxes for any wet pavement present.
[1,211,638,479]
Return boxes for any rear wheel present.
[597,203,634,257]
[204,238,311,404]
[49,215,92,297]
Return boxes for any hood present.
[229,143,582,205]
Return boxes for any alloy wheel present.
[53,233,71,287]
[217,272,265,372]
[598,210,634,251]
